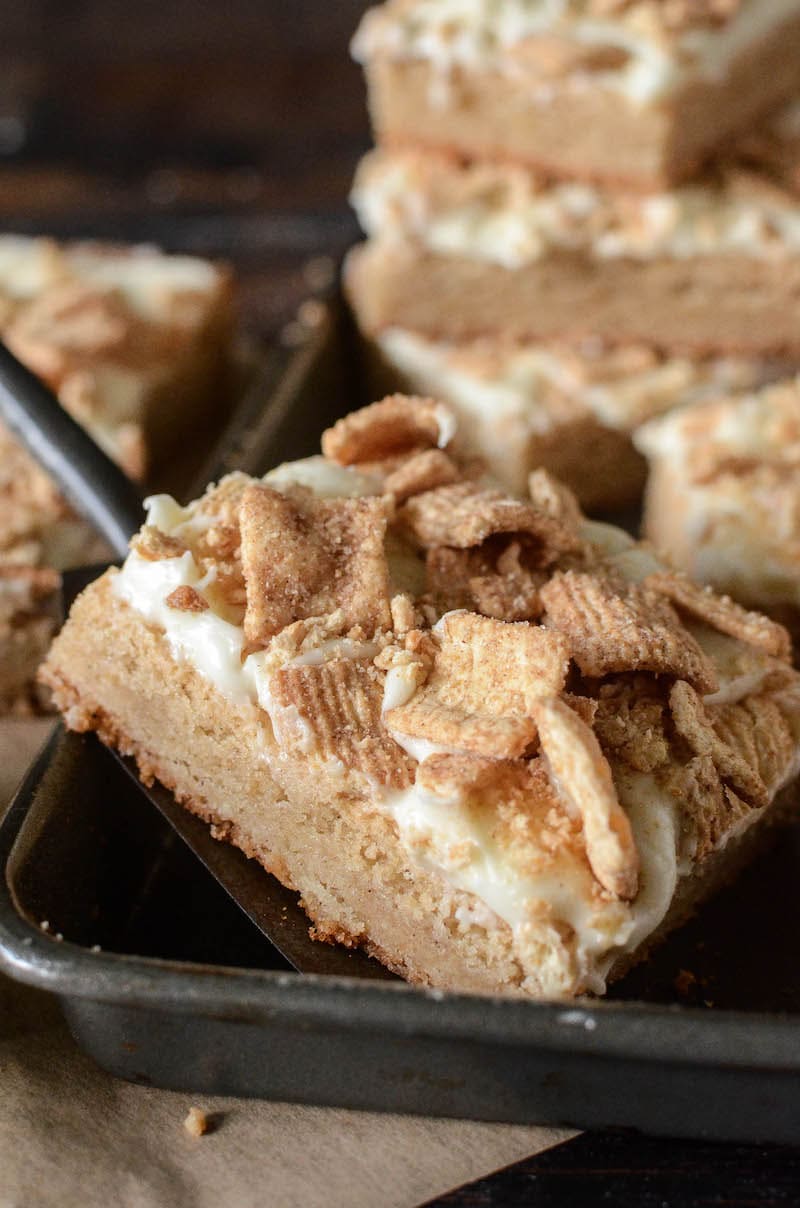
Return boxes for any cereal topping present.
[665,755,751,863]
[131,526,187,562]
[239,484,392,647]
[385,612,570,758]
[587,0,742,30]
[401,482,580,563]
[119,392,800,919]
[533,696,638,900]
[528,468,584,532]
[541,570,718,693]
[594,677,671,773]
[713,693,796,793]
[322,394,453,465]
[165,585,208,613]
[669,680,768,808]
[646,571,792,662]
[383,448,460,503]
[271,656,414,788]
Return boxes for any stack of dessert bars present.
[0,236,232,711]
[347,0,800,512]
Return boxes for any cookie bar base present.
[44,574,555,997]
[365,12,800,190]
[346,240,800,358]
[41,573,798,998]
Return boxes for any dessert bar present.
[349,139,800,354]
[353,0,800,188]
[361,325,788,508]
[0,235,233,709]
[636,377,800,631]
[41,395,800,998]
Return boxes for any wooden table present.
[2,4,799,1203]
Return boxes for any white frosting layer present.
[636,385,800,609]
[0,234,222,318]
[376,326,783,436]
[353,0,800,105]
[110,478,792,995]
[353,152,800,268]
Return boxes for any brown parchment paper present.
[0,721,572,1208]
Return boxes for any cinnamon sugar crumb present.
[183,1107,211,1137]
[165,585,209,613]
[132,526,187,562]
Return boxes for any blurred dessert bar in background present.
[348,1,800,511]
[0,236,233,710]
[636,377,800,634]
[352,0,800,188]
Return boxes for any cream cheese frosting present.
[352,0,800,105]
[352,148,800,268]
[374,325,786,436]
[636,378,800,610]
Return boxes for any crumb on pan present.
[184,1107,211,1137]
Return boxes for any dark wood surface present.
[3,3,800,1202]
[424,1131,800,1207]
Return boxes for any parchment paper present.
[0,721,572,1208]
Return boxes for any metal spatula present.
[0,332,393,978]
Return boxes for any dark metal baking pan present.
[4,296,800,1141]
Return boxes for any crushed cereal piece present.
[385,612,570,758]
[383,448,460,503]
[239,484,392,646]
[165,585,209,613]
[271,657,414,788]
[541,571,718,694]
[669,680,768,808]
[713,693,796,792]
[131,526,187,562]
[533,696,639,899]
[665,754,752,862]
[528,469,583,532]
[322,395,453,465]
[401,483,580,563]
[594,678,671,773]
[646,571,792,662]
[183,1107,210,1137]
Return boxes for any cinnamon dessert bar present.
[360,325,788,509]
[636,377,800,630]
[353,0,800,189]
[0,235,233,710]
[347,131,800,355]
[41,395,800,999]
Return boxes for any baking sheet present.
[3,296,800,1142]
